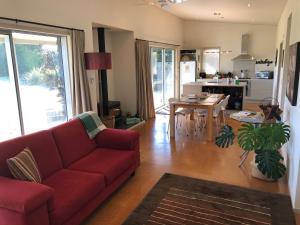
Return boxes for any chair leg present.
[222,110,226,125]
[185,115,189,136]
[215,117,219,132]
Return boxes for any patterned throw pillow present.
[7,148,42,183]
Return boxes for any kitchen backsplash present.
[232,60,274,78]
[233,60,256,78]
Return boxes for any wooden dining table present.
[169,94,224,141]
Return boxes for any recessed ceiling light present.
[248,0,251,7]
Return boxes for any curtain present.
[71,30,92,115]
[135,40,155,120]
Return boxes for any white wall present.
[1,0,183,112]
[111,31,137,115]
[183,21,277,74]
[274,0,300,209]
[105,30,116,101]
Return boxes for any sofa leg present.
[131,171,135,177]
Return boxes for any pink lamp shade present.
[84,52,112,70]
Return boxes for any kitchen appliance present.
[256,71,274,79]
[180,49,200,94]
[240,70,249,78]
[232,34,256,61]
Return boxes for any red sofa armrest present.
[0,177,55,213]
[94,128,139,151]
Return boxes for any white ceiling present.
[155,0,287,25]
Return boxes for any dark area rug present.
[123,173,295,225]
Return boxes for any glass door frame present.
[150,46,176,110]
[0,29,25,134]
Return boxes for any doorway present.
[151,47,175,110]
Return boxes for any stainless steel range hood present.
[232,34,256,61]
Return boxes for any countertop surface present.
[184,81,247,87]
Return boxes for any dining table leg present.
[207,106,213,141]
[170,104,175,138]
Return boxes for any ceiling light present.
[248,0,251,7]
[157,0,187,8]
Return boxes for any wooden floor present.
[84,104,299,225]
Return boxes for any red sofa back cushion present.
[51,119,96,167]
[0,130,63,179]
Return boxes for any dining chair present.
[194,95,230,133]
[220,95,230,125]
[167,98,192,136]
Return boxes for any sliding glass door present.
[151,47,175,109]
[0,30,71,141]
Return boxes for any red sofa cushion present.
[95,128,139,150]
[68,148,137,185]
[43,169,105,225]
[0,130,63,179]
[51,119,96,167]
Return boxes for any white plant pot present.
[251,159,274,182]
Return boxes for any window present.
[151,48,175,109]
[202,48,220,75]
[0,31,71,141]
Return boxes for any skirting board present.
[127,120,145,130]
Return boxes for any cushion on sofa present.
[7,148,42,183]
[0,130,63,179]
[43,169,105,225]
[51,119,97,167]
[68,148,137,185]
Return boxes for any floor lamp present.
[84,52,112,117]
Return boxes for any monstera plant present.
[216,122,290,180]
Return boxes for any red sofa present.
[0,119,140,225]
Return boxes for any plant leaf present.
[215,125,235,148]
[258,123,290,150]
[238,123,262,151]
[255,150,286,180]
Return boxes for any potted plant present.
[215,109,290,181]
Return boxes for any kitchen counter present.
[201,82,247,87]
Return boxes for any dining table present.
[169,94,224,141]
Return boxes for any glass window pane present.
[13,32,69,134]
[203,48,220,75]
[0,34,21,141]
[151,48,164,109]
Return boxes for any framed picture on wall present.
[282,50,285,68]
[286,42,300,106]
[275,48,278,66]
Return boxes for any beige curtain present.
[136,40,155,120]
[71,30,92,115]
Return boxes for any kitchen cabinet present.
[249,79,274,101]
[202,86,245,110]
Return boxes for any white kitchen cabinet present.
[249,79,274,101]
